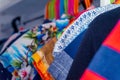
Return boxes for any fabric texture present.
[49,4,120,80]
[53,4,120,56]
[48,51,73,80]
[0,24,58,80]
[67,6,120,80]
[81,20,120,80]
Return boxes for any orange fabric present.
[84,0,91,9]
[45,2,50,19]
[80,69,106,80]
[40,37,57,65]
[32,51,54,80]
[114,0,120,4]
[32,37,57,80]
[74,0,79,15]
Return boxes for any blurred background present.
[0,0,48,49]
[0,0,99,50]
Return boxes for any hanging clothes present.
[66,6,120,80]
[84,0,93,9]
[68,0,74,16]
[55,0,60,19]
[32,37,57,80]
[64,0,68,14]
[81,20,120,80]
[59,0,64,17]
[74,0,79,15]
[114,0,120,4]
[53,4,120,55]
[110,0,115,3]
[48,4,120,80]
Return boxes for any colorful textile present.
[114,0,120,4]
[74,0,79,15]
[32,37,57,80]
[67,6,120,80]
[80,20,120,80]
[53,4,120,54]
[110,0,115,3]
[0,24,58,80]
[0,33,36,80]
[84,0,92,9]
[50,4,120,80]
[64,0,68,14]
[60,0,64,17]
[45,2,49,19]
[55,0,60,19]
[51,0,56,19]
[68,0,74,16]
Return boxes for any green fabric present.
[110,0,115,3]
[64,0,68,14]
[51,0,55,19]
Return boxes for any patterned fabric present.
[53,4,120,54]
[0,33,36,80]
[32,37,57,80]
[49,4,120,80]
[80,20,120,80]
[0,30,27,54]
[0,24,58,80]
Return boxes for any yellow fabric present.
[32,37,57,80]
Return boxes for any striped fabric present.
[80,20,120,80]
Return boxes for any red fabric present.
[80,69,106,80]
[103,20,120,53]
[55,0,60,19]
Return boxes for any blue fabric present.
[0,63,12,80]
[67,6,120,80]
[64,30,86,58]
[53,4,120,54]
[48,51,73,80]
[89,46,120,80]
[0,30,28,55]
[49,5,120,80]
[60,0,64,17]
